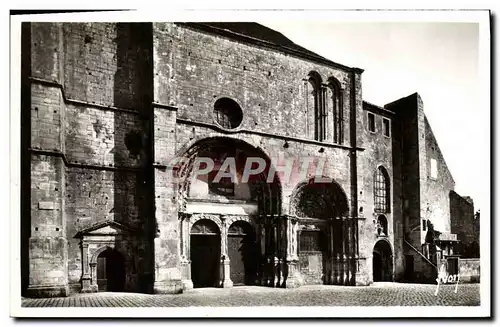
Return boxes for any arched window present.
[327,77,343,144]
[377,215,388,236]
[307,72,326,142]
[374,167,390,213]
[304,73,342,143]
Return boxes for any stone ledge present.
[153,280,184,294]
[25,284,69,298]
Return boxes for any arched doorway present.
[228,221,258,285]
[373,240,393,282]
[190,219,221,288]
[175,137,283,287]
[96,248,125,292]
[289,177,351,285]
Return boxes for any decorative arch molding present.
[373,238,394,256]
[372,238,394,282]
[174,136,283,216]
[90,245,115,265]
[175,134,263,160]
[375,164,392,181]
[327,76,343,91]
[307,70,323,88]
[189,214,223,232]
[289,176,349,218]
[225,214,257,229]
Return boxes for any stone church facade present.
[21,22,475,297]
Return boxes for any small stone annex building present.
[21,22,476,297]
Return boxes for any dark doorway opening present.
[404,255,414,281]
[190,219,221,288]
[96,248,125,292]
[373,240,393,282]
[228,221,257,285]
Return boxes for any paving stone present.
[21,283,480,307]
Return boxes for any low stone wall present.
[459,258,480,283]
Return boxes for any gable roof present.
[75,220,138,237]
[177,22,363,73]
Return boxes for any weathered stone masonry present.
[21,22,476,297]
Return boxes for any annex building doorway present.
[96,248,125,292]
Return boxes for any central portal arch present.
[176,136,284,288]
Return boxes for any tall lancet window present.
[327,77,343,144]
[307,71,326,142]
[374,166,391,213]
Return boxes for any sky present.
[262,22,485,211]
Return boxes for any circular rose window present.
[213,97,243,129]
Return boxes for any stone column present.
[220,217,233,288]
[327,220,335,285]
[90,262,98,292]
[354,218,369,285]
[151,102,183,294]
[80,242,92,293]
[152,26,184,294]
[179,213,193,290]
[25,23,69,299]
[284,216,302,288]
[258,219,266,286]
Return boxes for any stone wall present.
[450,191,478,257]
[23,22,466,295]
[23,22,154,296]
[385,94,422,246]
[360,103,404,282]
[153,23,353,143]
[420,116,456,236]
[152,23,369,285]
[459,258,480,283]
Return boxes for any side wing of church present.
[20,22,475,297]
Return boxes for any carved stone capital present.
[179,212,192,221]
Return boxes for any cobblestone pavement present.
[21,282,480,307]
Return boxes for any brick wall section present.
[31,23,63,82]
[390,113,405,282]
[26,23,68,297]
[385,94,433,283]
[25,22,154,296]
[360,103,404,282]
[153,23,352,144]
[153,22,370,286]
[450,191,477,257]
[30,84,64,152]
[385,94,422,245]
[29,154,68,295]
[62,23,152,111]
[386,93,457,282]
[30,155,67,292]
[61,22,153,293]
[151,106,183,293]
[64,106,145,167]
[459,258,480,283]
[420,115,455,235]
[25,22,468,293]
